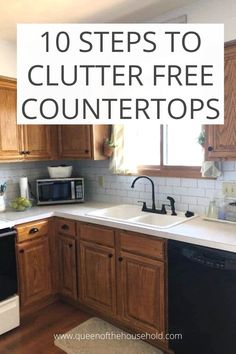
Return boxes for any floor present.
[0,301,91,354]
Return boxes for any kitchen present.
[1,0,236,354]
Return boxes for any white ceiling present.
[0,0,198,42]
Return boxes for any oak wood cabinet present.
[79,223,116,316]
[205,42,236,160]
[22,125,54,160]
[78,223,166,341]
[0,77,22,160]
[56,218,77,300]
[58,125,109,159]
[0,76,55,161]
[119,231,166,336]
[16,220,53,310]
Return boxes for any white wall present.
[0,39,16,78]
[151,0,236,42]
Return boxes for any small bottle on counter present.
[217,196,226,220]
[207,200,218,219]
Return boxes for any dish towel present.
[201,161,222,178]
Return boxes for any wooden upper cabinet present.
[0,76,54,161]
[58,125,109,159]
[0,76,109,161]
[23,125,54,160]
[0,77,23,160]
[205,42,236,160]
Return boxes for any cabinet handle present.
[118,257,123,262]
[108,253,113,258]
[69,243,73,248]
[19,249,24,253]
[29,227,39,234]
[208,146,213,152]
[62,224,69,230]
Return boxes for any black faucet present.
[167,196,177,216]
[131,175,167,214]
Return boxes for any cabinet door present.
[58,234,77,299]
[119,251,165,335]
[0,81,23,160]
[206,43,236,159]
[79,241,116,316]
[17,237,52,308]
[58,125,92,158]
[23,125,53,160]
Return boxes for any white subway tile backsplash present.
[181,178,198,188]
[1,158,236,216]
[222,161,235,171]
[166,178,181,187]
[181,196,198,205]
[197,179,215,189]
[197,197,210,206]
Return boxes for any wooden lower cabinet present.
[79,240,116,316]
[16,236,52,308]
[16,218,167,350]
[119,251,165,334]
[57,234,77,300]
[78,222,167,347]
[56,218,77,300]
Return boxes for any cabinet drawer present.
[120,231,165,260]
[57,218,76,237]
[16,219,49,243]
[80,223,115,248]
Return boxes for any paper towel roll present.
[20,177,29,199]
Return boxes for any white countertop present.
[0,202,236,252]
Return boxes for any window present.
[114,124,203,178]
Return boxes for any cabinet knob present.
[29,227,39,234]
[208,146,213,152]
[108,253,113,258]
[62,224,69,230]
[84,149,89,153]
[69,244,73,248]
[19,249,24,253]
[25,151,30,155]
[118,257,123,262]
[19,151,25,155]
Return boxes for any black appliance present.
[168,239,236,354]
[0,228,18,301]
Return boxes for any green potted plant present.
[103,138,117,157]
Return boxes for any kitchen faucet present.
[131,176,167,214]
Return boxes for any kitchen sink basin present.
[130,212,195,229]
[87,204,144,220]
[87,204,196,229]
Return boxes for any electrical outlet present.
[98,176,104,188]
[222,182,236,197]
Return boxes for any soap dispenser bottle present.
[207,200,218,219]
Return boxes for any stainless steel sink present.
[86,204,196,229]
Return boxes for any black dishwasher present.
[168,240,236,354]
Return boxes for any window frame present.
[137,126,202,178]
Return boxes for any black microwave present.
[36,178,84,205]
